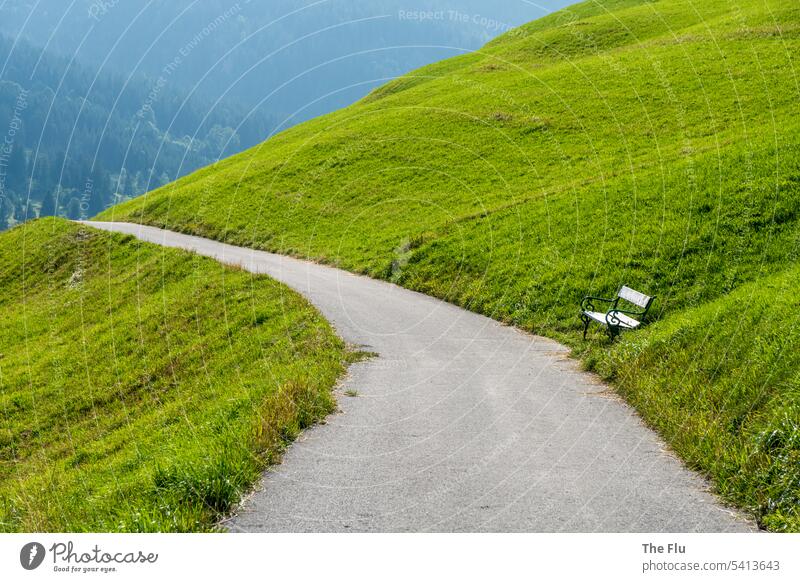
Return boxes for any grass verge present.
[0,218,351,531]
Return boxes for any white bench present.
[580,286,654,340]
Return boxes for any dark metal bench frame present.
[580,285,655,341]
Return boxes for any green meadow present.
[100,0,800,530]
[0,218,350,531]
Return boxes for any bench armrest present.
[608,308,642,316]
[581,295,616,312]
[605,309,643,327]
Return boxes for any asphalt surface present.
[87,221,754,532]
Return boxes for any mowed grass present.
[0,218,350,532]
[100,0,800,529]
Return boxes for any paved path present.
[87,221,753,532]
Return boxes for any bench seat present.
[582,311,641,329]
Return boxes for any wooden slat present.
[618,286,651,308]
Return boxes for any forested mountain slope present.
[0,35,273,230]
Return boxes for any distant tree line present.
[0,34,274,230]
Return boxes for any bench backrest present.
[617,286,653,312]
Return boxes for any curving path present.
[87,221,753,532]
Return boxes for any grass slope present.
[100,0,800,530]
[0,218,350,532]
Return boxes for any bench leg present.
[580,314,590,340]
[606,325,619,342]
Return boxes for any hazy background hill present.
[0,0,569,229]
[0,1,565,123]
[0,34,274,229]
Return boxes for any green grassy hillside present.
[99,0,800,530]
[0,218,350,531]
